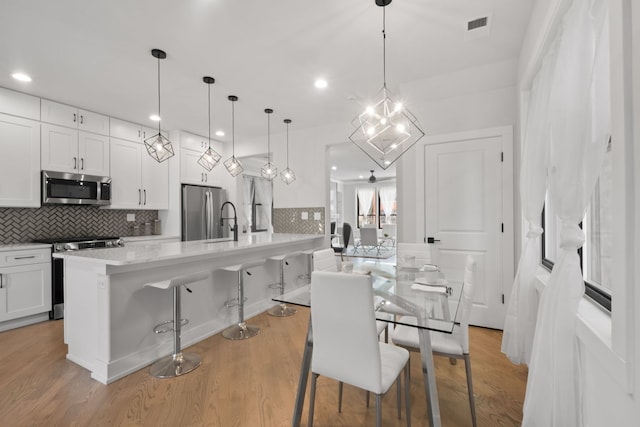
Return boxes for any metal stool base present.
[267,303,297,317]
[223,322,261,340]
[149,352,201,378]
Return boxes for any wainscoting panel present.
[272,207,324,234]
[0,206,158,244]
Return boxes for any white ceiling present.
[0,0,532,179]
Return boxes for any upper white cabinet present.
[0,87,40,120]
[179,131,225,187]
[109,138,168,210]
[41,123,110,176]
[110,118,162,143]
[41,99,109,136]
[0,113,41,207]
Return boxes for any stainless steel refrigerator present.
[181,185,229,241]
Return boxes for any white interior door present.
[424,135,506,329]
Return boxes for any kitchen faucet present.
[220,201,238,242]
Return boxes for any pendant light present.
[280,119,296,185]
[261,108,277,181]
[348,0,424,170]
[144,49,175,163]
[224,95,244,177]
[197,76,222,171]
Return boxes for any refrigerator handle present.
[205,191,211,239]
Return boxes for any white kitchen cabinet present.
[41,99,109,135]
[110,117,164,143]
[0,248,51,323]
[0,86,40,120]
[109,138,168,209]
[41,123,110,176]
[0,113,41,207]
[179,131,225,187]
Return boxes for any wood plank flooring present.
[0,309,527,426]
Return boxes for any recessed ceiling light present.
[149,115,161,122]
[215,130,225,137]
[331,166,337,170]
[314,79,328,89]
[12,72,32,82]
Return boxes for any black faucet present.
[220,201,238,242]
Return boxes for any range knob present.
[106,241,113,247]
[115,239,124,247]
[63,243,74,251]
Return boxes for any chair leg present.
[338,381,344,413]
[404,365,412,427]
[308,373,319,427]
[375,394,382,427]
[464,354,477,427]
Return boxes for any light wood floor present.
[0,309,527,426]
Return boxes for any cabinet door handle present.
[138,130,141,138]
[80,158,84,170]
[143,189,147,205]
[73,157,77,169]
[205,173,208,182]
[80,115,84,124]
[138,189,142,205]
[73,113,77,123]
[13,255,36,260]
[0,273,3,289]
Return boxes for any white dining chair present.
[390,255,477,427]
[308,271,411,427]
[359,227,383,255]
[396,242,433,268]
[312,248,339,272]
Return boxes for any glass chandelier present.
[224,95,244,177]
[197,76,222,171]
[261,108,277,180]
[144,49,175,163]
[348,0,425,170]
[280,119,296,184]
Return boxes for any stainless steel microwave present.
[42,171,112,206]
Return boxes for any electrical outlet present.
[127,213,135,222]
[313,212,321,220]
[301,211,308,220]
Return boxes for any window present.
[541,139,612,311]
[356,186,396,228]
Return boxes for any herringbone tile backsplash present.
[272,207,324,234]
[0,206,158,244]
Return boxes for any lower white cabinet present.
[0,113,41,207]
[109,137,169,209]
[0,248,51,323]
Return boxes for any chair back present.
[330,221,336,234]
[458,255,476,353]
[396,243,432,267]
[360,227,379,246]
[313,248,338,272]
[310,271,383,393]
[342,222,352,248]
[382,223,396,238]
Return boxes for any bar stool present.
[297,249,314,284]
[220,259,265,340]
[267,251,301,317]
[144,271,209,378]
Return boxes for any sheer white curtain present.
[501,43,558,365]
[242,175,254,231]
[378,185,396,224]
[357,187,375,225]
[254,177,273,232]
[522,1,610,426]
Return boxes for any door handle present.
[143,189,147,205]
[73,113,77,123]
[0,273,3,288]
[204,173,208,182]
[80,158,84,170]
[138,189,142,205]
[13,255,36,260]
[73,157,77,169]
[427,237,441,244]
[80,115,84,124]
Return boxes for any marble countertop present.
[0,243,52,251]
[53,233,324,266]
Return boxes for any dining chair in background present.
[312,248,339,272]
[358,226,383,255]
[390,255,478,427]
[396,242,433,268]
[308,271,411,427]
[332,222,352,260]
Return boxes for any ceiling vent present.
[464,14,492,41]
[467,17,488,31]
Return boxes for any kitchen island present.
[55,233,324,384]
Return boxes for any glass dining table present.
[272,259,465,427]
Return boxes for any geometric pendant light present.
[223,95,244,177]
[348,0,424,170]
[144,49,175,163]
[197,76,222,171]
[261,108,277,181]
[280,119,296,184]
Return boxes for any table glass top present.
[273,259,464,334]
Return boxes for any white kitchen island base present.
[58,233,324,384]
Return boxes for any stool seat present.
[144,271,208,378]
[218,259,265,340]
[267,252,302,317]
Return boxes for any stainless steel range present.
[33,236,124,319]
